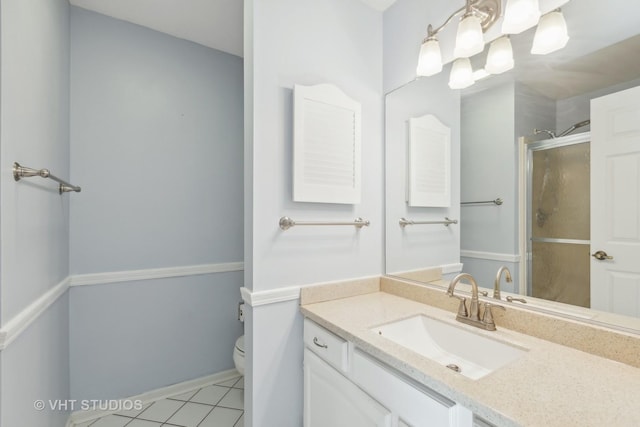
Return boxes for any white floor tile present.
[190,385,230,405]
[199,406,243,427]
[233,377,244,389]
[123,420,162,427]
[217,388,244,410]
[116,402,151,418]
[168,389,198,401]
[166,402,212,427]
[72,422,93,427]
[137,399,184,423]
[215,377,241,388]
[89,415,131,427]
[234,414,244,427]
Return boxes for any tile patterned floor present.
[74,376,244,427]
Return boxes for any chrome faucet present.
[447,273,505,331]
[493,266,512,300]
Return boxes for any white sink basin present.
[371,315,527,380]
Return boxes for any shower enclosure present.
[526,133,591,308]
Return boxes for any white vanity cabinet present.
[303,319,475,427]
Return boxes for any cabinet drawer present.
[304,319,348,372]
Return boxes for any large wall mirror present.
[384,0,640,333]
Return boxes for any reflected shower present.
[533,119,591,139]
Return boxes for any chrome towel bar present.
[399,217,458,228]
[13,162,81,194]
[279,216,370,230]
[461,198,503,206]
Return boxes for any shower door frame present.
[520,132,591,297]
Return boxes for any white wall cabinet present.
[303,319,479,427]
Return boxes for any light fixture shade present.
[454,14,485,58]
[485,36,514,74]
[502,0,541,34]
[531,10,569,55]
[448,58,475,89]
[416,38,443,76]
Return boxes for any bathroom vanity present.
[300,276,640,427]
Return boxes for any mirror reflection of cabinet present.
[407,114,451,208]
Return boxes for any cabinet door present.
[304,349,391,427]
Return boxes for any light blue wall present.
[1,296,70,427]
[69,7,244,400]
[69,273,243,399]
[70,7,243,273]
[0,0,71,425]
[461,83,516,254]
[244,0,383,425]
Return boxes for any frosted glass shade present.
[454,14,485,58]
[531,10,569,55]
[448,58,474,89]
[485,36,514,74]
[502,0,541,34]
[416,38,443,76]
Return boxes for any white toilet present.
[233,335,245,375]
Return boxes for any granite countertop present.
[301,291,640,427]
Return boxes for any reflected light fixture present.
[416,0,570,90]
[502,0,541,34]
[531,9,569,54]
[485,36,514,74]
[449,58,475,89]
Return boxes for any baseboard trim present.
[0,277,70,351]
[460,250,520,263]
[66,369,241,426]
[70,262,244,287]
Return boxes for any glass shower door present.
[528,137,591,308]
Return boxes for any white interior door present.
[591,85,640,317]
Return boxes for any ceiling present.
[69,0,398,58]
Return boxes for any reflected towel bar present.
[461,198,503,206]
[13,162,81,194]
[399,217,458,228]
[279,216,370,230]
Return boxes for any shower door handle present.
[592,250,613,261]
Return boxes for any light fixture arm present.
[424,0,501,39]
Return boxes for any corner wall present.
[0,0,71,425]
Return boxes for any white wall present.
[69,7,244,399]
[0,0,71,425]
[244,0,383,425]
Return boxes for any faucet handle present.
[481,302,506,330]
[449,293,468,317]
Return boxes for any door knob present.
[592,250,613,260]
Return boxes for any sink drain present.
[446,364,461,373]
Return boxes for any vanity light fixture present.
[531,9,569,54]
[416,0,570,89]
[453,2,486,58]
[416,27,443,77]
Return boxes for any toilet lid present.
[235,336,245,354]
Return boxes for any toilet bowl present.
[233,335,245,375]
